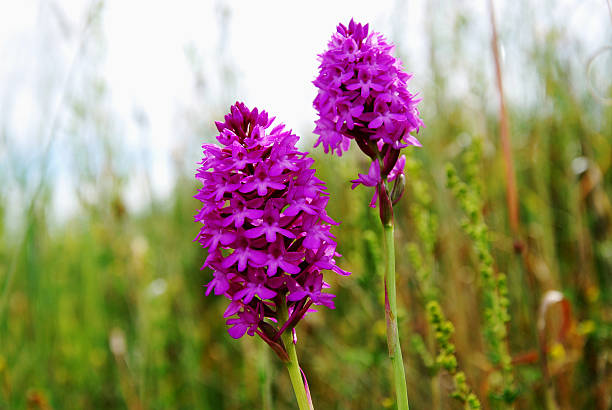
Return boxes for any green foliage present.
[447,158,516,404]
[405,152,481,408]
[1,3,612,409]
[427,301,457,373]
[452,372,481,410]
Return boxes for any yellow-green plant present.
[446,141,516,404]
[405,153,481,409]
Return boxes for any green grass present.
[1,7,612,410]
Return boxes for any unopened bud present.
[390,174,405,205]
[378,183,394,225]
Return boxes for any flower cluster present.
[195,102,348,358]
[313,19,423,216]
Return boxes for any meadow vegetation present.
[1,2,611,409]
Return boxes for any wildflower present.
[312,20,424,409]
[195,102,349,353]
[313,19,423,217]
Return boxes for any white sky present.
[0,0,610,221]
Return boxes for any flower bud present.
[390,174,406,205]
[378,183,394,225]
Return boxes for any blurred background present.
[1,0,611,409]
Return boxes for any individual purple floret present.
[313,19,423,221]
[195,102,349,360]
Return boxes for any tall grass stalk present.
[487,0,520,238]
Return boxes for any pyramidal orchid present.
[195,102,349,410]
[313,19,423,410]
[313,18,422,218]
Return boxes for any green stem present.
[383,223,410,410]
[278,301,312,410]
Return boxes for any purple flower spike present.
[195,102,350,357]
[313,19,424,217]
